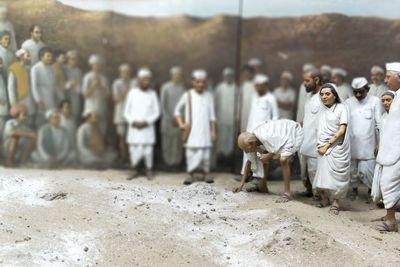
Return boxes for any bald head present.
[238,132,259,152]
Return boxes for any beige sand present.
[0,168,398,267]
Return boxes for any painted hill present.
[5,0,400,88]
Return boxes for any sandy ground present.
[0,168,399,267]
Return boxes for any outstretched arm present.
[233,160,251,193]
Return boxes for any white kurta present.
[346,95,381,188]
[112,78,129,125]
[296,83,310,123]
[372,89,400,208]
[174,89,216,172]
[345,95,381,160]
[336,83,353,102]
[300,93,322,157]
[32,124,73,164]
[0,45,15,76]
[246,92,278,132]
[240,80,256,132]
[2,119,31,158]
[313,103,350,198]
[21,39,45,65]
[174,89,216,148]
[123,88,160,145]
[8,64,36,116]
[64,64,83,120]
[274,86,296,120]
[60,114,77,150]
[215,81,236,156]
[0,21,17,52]
[31,61,57,112]
[160,80,185,166]
[368,83,388,98]
[82,71,109,118]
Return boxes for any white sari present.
[313,103,351,198]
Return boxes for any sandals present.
[329,204,340,215]
[375,221,398,233]
[276,192,292,203]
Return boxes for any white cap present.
[88,54,103,65]
[45,109,58,120]
[302,63,316,72]
[332,68,347,77]
[15,49,27,58]
[137,68,152,78]
[192,69,207,80]
[248,58,262,67]
[320,64,332,73]
[170,66,182,75]
[386,62,400,73]
[119,64,130,72]
[254,74,269,85]
[281,71,293,81]
[66,50,78,58]
[223,67,234,76]
[370,65,384,74]
[351,77,369,90]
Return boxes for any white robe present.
[123,88,160,145]
[174,89,216,148]
[313,103,350,198]
[296,83,310,123]
[32,124,74,164]
[215,81,236,156]
[8,64,36,116]
[300,93,322,157]
[64,64,83,121]
[82,71,109,118]
[336,83,353,102]
[345,95,381,160]
[112,78,129,125]
[160,80,184,166]
[368,83,388,98]
[239,80,256,132]
[0,20,17,52]
[2,119,31,158]
[246,92,278,132]
[60,114,77,150]
[273,86,296,120]
[0,45,15,77]
[31,61,57,112]
[245,120,304,177]
[372,89,400,208]
[174,89,216,172]
[21,39,45,66]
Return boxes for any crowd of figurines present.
[1,5,399,232]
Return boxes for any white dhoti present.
[186,148,211,173]
[350,159,375,189]
[301,155,318,184]
[372,161,400,209]
[129,144,153,169]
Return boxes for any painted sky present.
[58,0,400,18]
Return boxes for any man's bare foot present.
[329,204,340,215]
[276,192,292,203]
[315,198,330,208]
[375,221,398,233]
[127,170,139,180]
